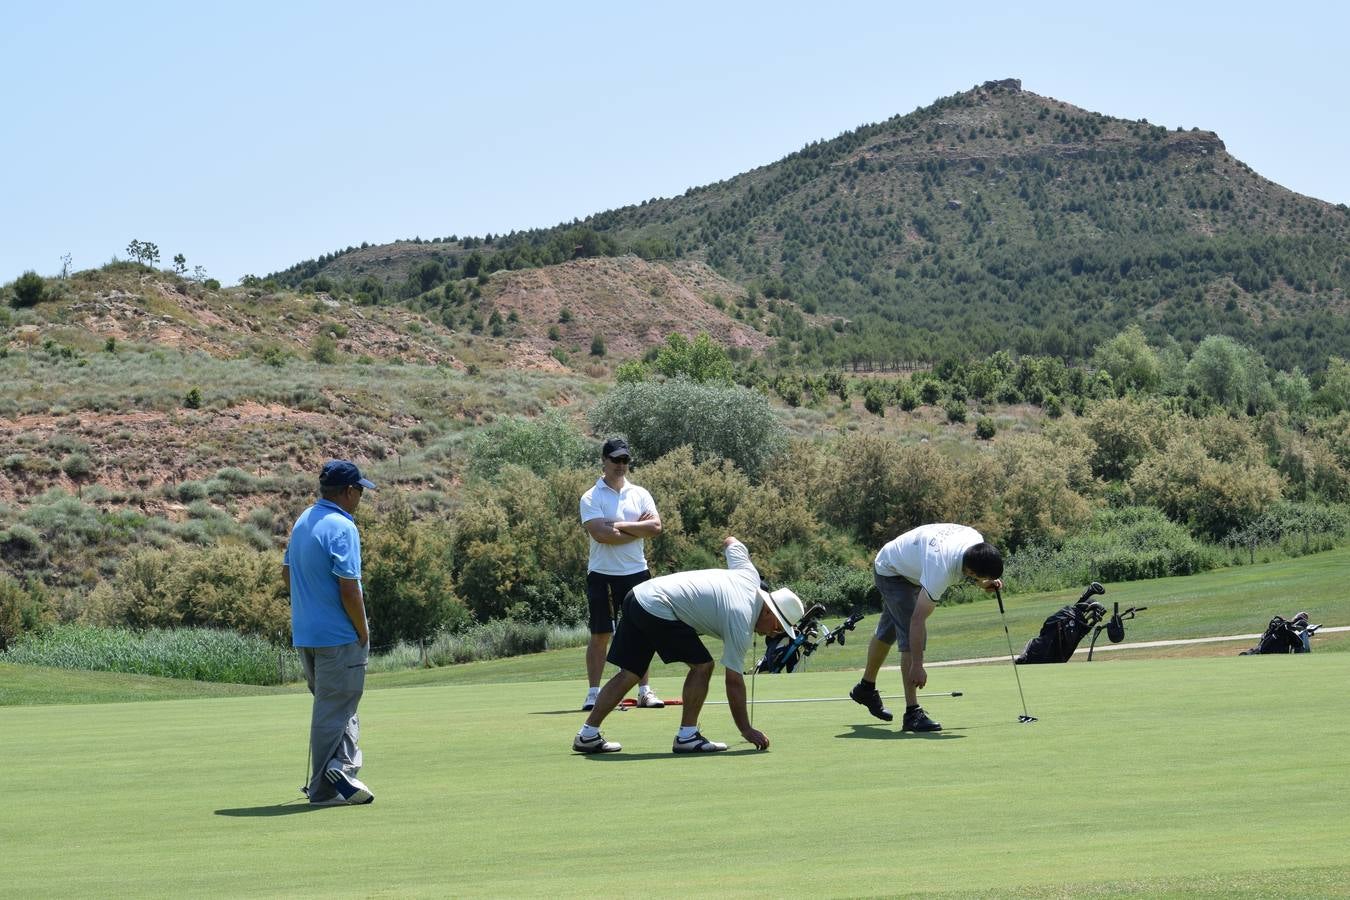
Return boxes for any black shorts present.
[586,569,651,634]
[607,592,713,676]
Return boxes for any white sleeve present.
[579,491,600,524]
[724,540,756,574]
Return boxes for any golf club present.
[995,587,1037,723]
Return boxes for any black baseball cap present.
[601,438,631,461]
[319,459,376,489]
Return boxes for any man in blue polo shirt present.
[284,459,376,805]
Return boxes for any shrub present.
[588,379,787,480]
[464,409,594,481]
[632,446,751,572]
[988,433,1094,551]
[312,333,338,364]
[1004,506,1217,592]
[5,623,283,684]
[975,417,997,440]
[0,574,51,651]
[60,452,93,479]
[1131,431,1284,539]
[449,467,592,623]
[819,435,984,544]
[10,271,45,307]
[361,495,469,644]
[791,564,877,614]
[184,387,202,409]
[1082,397,1178,481]
[422,619,553,665]
[85,546,289,638]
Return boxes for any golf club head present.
[1077,582,1106,603]
[1018,715,1038,724]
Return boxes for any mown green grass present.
[0,662,296,705]
[3,656,1347,897]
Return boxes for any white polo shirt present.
[633,539,762,671]
[579,477,658,576]
[874,523,983,601]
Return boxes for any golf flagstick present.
[995,587,1037,723]
[618,692,962,708]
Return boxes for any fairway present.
[5,654,1349,897]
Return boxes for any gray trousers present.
[299,641,367,799]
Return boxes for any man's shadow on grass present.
[837,724,966,741]
[214,800,333,817]
[582,748,765,761]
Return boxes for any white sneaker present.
[324,769,374,804]
[636,691,665,708]
[582,691,598,711]
[672,731,728,753]
[573,731,621,754]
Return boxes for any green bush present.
[10,271,45,307]
[84,546,289,638]
[0,574,51,651]
[820,434,981,545]
[449,466,591,623]
[1130,429,1284,539]
[791,564,878,614]
[312,333,338,364]
[60,452,93,479]
[588,378,787,480]
[464,409,594,481]
[975,417,997,440]
[361,496,470,644]
[5,623,283,684]
[988,433,1094,552]
[1005,506,1217,592]
[1082,397,1178,481]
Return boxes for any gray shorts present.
[873,572,922,650]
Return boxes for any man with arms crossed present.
[573,536,804,754]
[284,459,376,805]
[579,437,663,711]
[849,523,1003,732]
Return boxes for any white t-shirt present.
[874,523,984,601]
[579,477,658,576]
[633,539,762,671]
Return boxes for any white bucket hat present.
[761,587,805,640]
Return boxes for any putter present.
[995,587,1037,723]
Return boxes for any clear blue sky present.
[4,0,1346,285]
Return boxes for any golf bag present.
[1086,601,1148,661]
[754,605,864,674]
[1015,582,1107,664]
[1240,612,1320,655]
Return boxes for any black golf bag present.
[1240,613,1319,655]
[1015,583,1107,664]
[753,605,864,674]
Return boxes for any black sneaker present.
[902,706,942,732]
[849,683,893,722]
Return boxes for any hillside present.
[273,79,1350,372]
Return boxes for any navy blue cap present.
[601,437,631,461]
[320,459,376,489]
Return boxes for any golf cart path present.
[888,626,1350,669]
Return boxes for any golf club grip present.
[995,588,1005,615]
